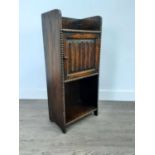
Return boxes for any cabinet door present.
[63,33,100,80]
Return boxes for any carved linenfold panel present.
[63,33,100,80]
[67,39,95,73]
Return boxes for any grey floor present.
[19,100,135,155]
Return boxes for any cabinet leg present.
[94,110,98,116]
[62,127,66,134]
[49,115,54,122]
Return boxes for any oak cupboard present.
[42,9,102,133]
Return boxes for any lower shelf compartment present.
[65,104,97,125]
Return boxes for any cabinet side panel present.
[97,17,102,113]
[42,10,65,128]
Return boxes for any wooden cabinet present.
[42,9,102,133]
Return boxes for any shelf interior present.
[66,103,96,125]
[65,75,98,125]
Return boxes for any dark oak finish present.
[42,9,102,133]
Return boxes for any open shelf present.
[66,104,96,125]
[65,76,98,125]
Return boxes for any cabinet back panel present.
[62,16,102,30]
[65,76,98,107]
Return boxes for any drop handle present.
[63,56,69,60]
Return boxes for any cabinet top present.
[42,9,102,31]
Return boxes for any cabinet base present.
[61,128,66,133]
[94,110,98,116]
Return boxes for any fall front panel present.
[63,32,100,80]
